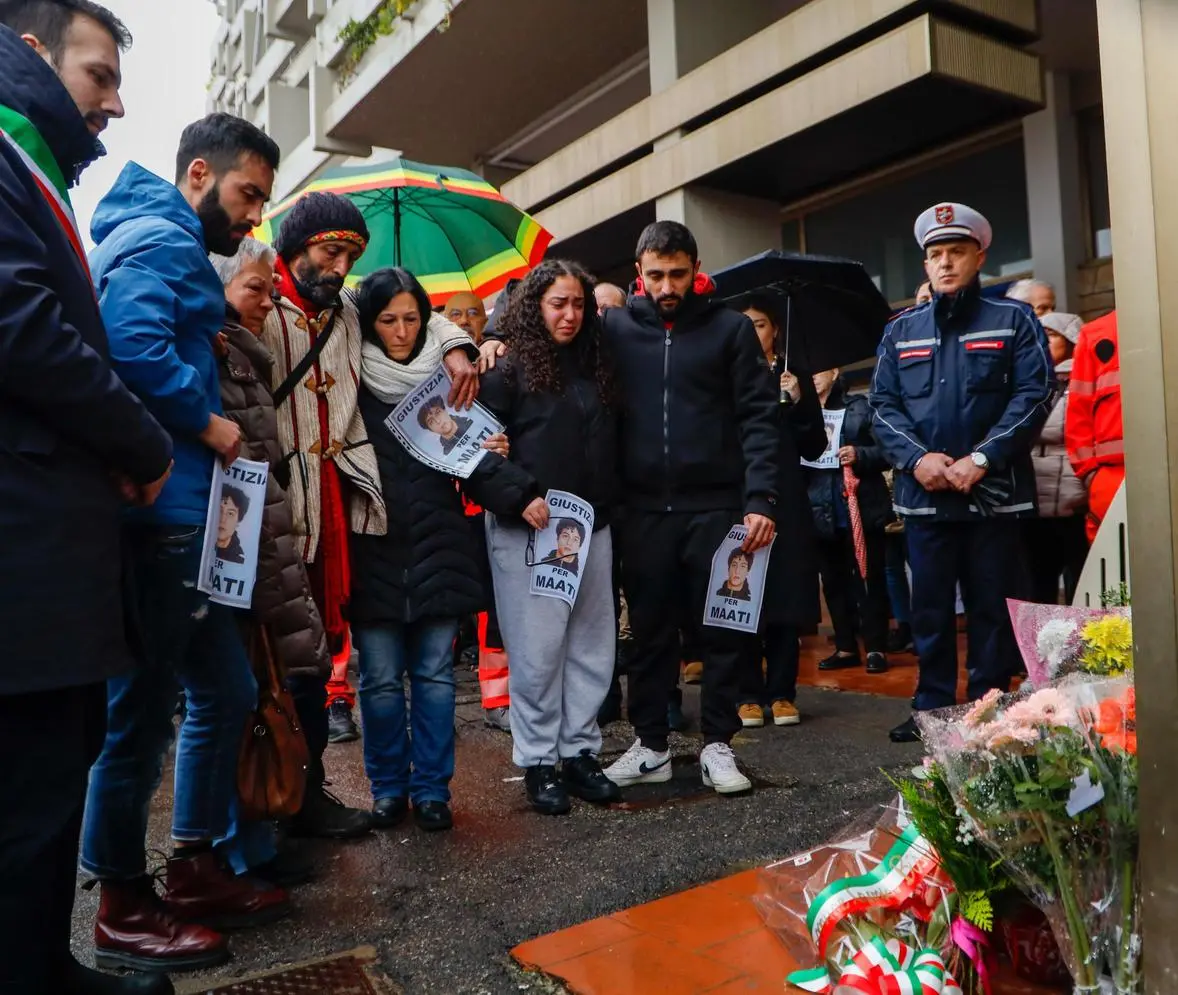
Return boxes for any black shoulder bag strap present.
[273,310,339,409]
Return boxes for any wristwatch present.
[970,451,990,469]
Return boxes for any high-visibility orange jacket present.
[461,491,510,709]
[1066,310,1123,481]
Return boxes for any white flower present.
[1036,618,1079,675]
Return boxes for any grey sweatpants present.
[485,516,616,768]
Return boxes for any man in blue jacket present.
[81,114,290,973]
[0,4,175,993]
[870,203,1051,743]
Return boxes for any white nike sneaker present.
[602,738,672,787]
[700,743,752,794]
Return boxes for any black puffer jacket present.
[478,345,619,530]
[806,384,894,540]
[350,386,537,624]
[600,284,779,518]
[217,313,329,680]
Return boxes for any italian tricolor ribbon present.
[804,824,945,958]
[0,102,91,281]
[790,936,963,994]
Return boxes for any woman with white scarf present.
[351,268,537,832]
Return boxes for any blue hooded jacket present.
[90,163,225,525]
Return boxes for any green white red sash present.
[0,103,91,280]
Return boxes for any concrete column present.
[1095,2,1178,990]
[1021,71,1087,310]
[647,0,784,268]
[657,186,782,271]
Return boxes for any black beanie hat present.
[273,192,370,261]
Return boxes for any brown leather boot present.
[94,875,229,973]
[163,850,291,931]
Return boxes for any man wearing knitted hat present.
[263,191,479,839]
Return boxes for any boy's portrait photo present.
[715,546,753,601]
[417,395,473,455]
[545,518,586,576]
[216,485,250,565]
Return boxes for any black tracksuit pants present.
[620,508,747,751]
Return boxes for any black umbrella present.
[712,250,893,373]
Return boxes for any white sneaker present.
[700,743,752,794]
[602,738,672,787]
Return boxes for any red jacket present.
[1066,310,1123,481]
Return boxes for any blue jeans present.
[355,619,459,805]
[81,525,257,879]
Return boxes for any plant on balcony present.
[336,0,453,83]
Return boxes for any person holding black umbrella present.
[869,202,1051,743]
[736,296,827,728]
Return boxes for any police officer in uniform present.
[870,203,1052,742]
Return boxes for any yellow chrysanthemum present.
[1080,615,1134,676]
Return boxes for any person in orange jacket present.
[1065,310,1123,542]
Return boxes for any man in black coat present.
[0,5,173,994]
[599,222,778,795]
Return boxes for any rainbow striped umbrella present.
[254,157,552,304]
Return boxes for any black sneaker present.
[288,786,373,839]
[818,651,861,671]
[525,765,571,815]
[889,716,922,743]
[562,752,622,805]
[327,700,360,743]
[866,652,889,675]
[887,625,914,654]
[413,800,453,832]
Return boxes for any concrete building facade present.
[207,0,1115,317]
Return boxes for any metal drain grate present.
[197,956,385,994]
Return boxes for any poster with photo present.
[385,363,504,479]
[197,457,269,609]
[800,408,847,470]
[529,490,595,608]
[702,524,775,634]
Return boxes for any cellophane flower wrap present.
[1079,678,1140,994]
[755,801,972,993]
[917,684,1116,993]
[1007,600,1133,686]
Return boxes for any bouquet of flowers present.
[1007,599,1133,686]
[918,685,1117,993]
[888,761,1017,993]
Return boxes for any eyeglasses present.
[448,308,484,320]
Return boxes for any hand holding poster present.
[197,457,269,609]
[385,363,505,479]
[800,408,847,469]
[702,525,775,633]
[529,490,595,608]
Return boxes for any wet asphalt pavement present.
[69,665,923,994]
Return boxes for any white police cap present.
[914,202,992,251]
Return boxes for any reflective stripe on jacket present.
[1065,310,1123,481]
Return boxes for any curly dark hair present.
[493,259,616,405]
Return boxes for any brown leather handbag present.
[238,625,309,820]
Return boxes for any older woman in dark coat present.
[737,297,827,727]
[210,238,331,886]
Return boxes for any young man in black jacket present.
[600,222,778,794]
